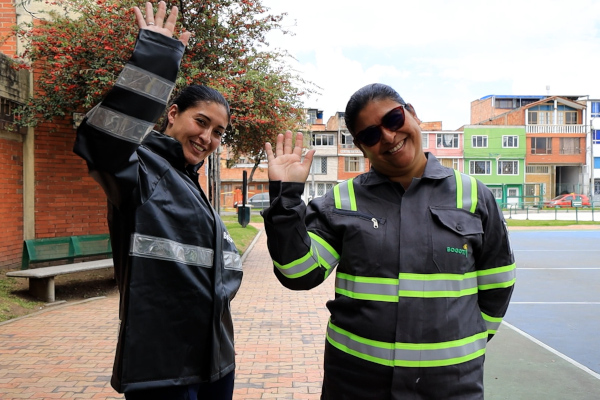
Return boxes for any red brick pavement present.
[0,226,335,399]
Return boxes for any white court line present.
[503,321,600,380]
[511,302,600,305]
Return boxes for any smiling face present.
[164,101,229,166]
[354,98,427,186]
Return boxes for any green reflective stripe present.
[398,272,478,298]
[477,263,516,290]
[327,320,487,368]
[333,178,357,211]
[335,272,479,301]
[308,232,340,279]
[481,312,502,335]
[336,273,399,302]
[274,234,339,279]
[454,170,478,213]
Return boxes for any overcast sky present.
[260,0,600,130]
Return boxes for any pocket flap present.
[430,207,483,236]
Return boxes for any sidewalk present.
[1,226,599,399]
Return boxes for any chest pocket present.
[430,207,483,273]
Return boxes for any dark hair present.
[159,84,231,132]
[344,83,406,135]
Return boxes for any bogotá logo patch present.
[447,243,468,258]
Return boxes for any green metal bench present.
[20,234,112,270]
[6,234,113,302]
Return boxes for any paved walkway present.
[1,225,599,399]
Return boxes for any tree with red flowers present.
[10,0,316,180]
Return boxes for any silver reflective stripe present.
[130,233,213,267]
[116,64,175,104]
[481,312,502,334]
[327,320,487,367]
[454,169,477,213]
[477,263,516,290]
[335,272,479,301]
[274,233,339,279]
[334,178,356,211]
[87,105,155,143]
[398,272,478,297]
[224,251,242,271]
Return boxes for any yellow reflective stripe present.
[333,178,356,211]
[327,320,487,368]
[454,169,478,213]
[274,234,339,279]
[481,312,503,335]
[336,273,399,302]
[398,272,478,298]
[477,263,516,290]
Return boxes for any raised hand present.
[133,1,191,47]
[265,131,315,183]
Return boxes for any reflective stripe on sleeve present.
[477,263,516,290]
[115,64,175,104]
[454,169,477,213]
[273,232,339,279]
[130,233,213,267]
[87,105,155,143]
[326,320,487,368]
[224,251,242,271]
[481,312,503,335]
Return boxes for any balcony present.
[526,124,586,134]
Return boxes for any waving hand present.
[133,1,191,46]
[265,131,316,183]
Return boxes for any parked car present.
[234,192,270,210]
[543,193,590,208]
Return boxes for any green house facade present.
[463,126,527,206]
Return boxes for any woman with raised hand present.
[262,83,516,399]
[74,2,242,399]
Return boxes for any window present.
[469,160,491,175]
[307,110,317,125]
[490,187,503,199]
[472,135,488,148]
[526,165,550,174]
[498,160,518,175]
[421,132,429,149]
[310,156,327,174]
[531,137,552,154]
[563,111,577,125]
[308,182,334,198]
[440,158,459,170]
[502,135,518,148]
[340,131,355,148]
[559,138,580,155]
[529,111,552,125]
[436,133,459,148]
[345,156,365,172]
[525,184,536,196]
[595,157,600,169]
[593,130,600,144]
[312,133,334,146]
[495,99,514,109]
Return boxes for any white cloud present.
[261,0,600,130]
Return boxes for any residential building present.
[586,100,600,198]
[471,95,588,201]
[421,121,464,172]
[463,126,526,205]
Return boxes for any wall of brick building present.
[33,119,109,238]
[0,135,24,268]
[0,0,17,56]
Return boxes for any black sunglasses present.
[353,105,407,147]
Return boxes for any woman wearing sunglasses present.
[263,83,515,399]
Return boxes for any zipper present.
[332,209,385,229]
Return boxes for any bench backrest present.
[22,234,112,270]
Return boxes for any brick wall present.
[0,0,17,56]
[33,119,109,238]
[0,135,23,268]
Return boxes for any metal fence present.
[501,200,600,222]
